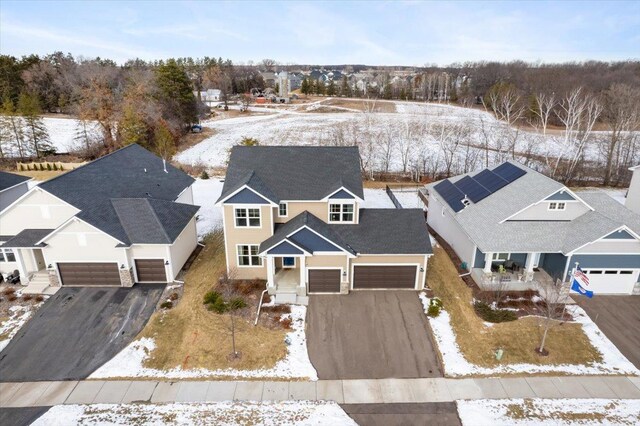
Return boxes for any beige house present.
[216,146,432,304]
[0,144,199,293]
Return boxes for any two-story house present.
[427,161,640,295]
[0,144,199,292]
[216,146,432,303]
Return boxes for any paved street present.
[2,376,639,408]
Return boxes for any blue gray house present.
[426,161,640,295]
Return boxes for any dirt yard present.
[138,230,289,373]
[427,247,601,368]
[324,98,397,113]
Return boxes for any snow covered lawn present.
[457,398,640,426]
[0,288,47,352]
[419,292,639,376]
[362,188,395,208]
[33,401,356,426]
[90,305,318,380]
[392,190,425,209]
[191,177,224,238]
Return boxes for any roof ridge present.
[41,144,143,187]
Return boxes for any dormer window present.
[548,202,566,211]
[329,203,354,223]
[278,202,288,217]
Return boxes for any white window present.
[329,203,354,223]
[548,202,566,211]
[0,248,16,262]
[235,207,261,227]
[492,252,509,261]
[237,245,262,267]
[278,202,288,217]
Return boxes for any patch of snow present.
[90,305,318,380]
[429,233,438,248]
[191,178,224,238]
[392,190,425,209]
[457,398,640,426]
[33,401,356,426]
[418,292,639,376]
[0,296,47,352]
[362,188,395,208]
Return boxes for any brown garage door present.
[135,259,167,282]
[58,263,120,286]
[353,265,416,289]
[308,269,341,293]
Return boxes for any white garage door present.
[583,269,639,295]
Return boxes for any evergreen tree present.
[119,105,150,147]
[154,120,176,159]
[340,76,351,97]
[300,78,310,95]
[18,91,51,157]
[383,76,393,100]
[155,59,198,125]
[327,80,336,96]
[315,79,325,96]
[1,96,26,159]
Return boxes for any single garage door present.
[135,259,167,282]
[353,265,416,289]
[58,263,120,286]
[583,269,639,295]
[308,269,341,293]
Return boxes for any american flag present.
[575,266,590,286]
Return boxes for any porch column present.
[483,252,493,273]
[266,256,275,288]
[15,249,29,284]
[299,257,306,290]
[525,252,536,272]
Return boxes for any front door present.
[32,249,46,271]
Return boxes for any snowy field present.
[33,401,356,426]
[192,178,224,237]
[457,398,640,426]
[418,292,639,376]
[392,190,425,209]
[362,188,395,208]
[174,99,615,173]
[90,305,318,380]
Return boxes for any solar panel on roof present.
[433,179,465,212]
[493,162,526,183]
[473,169,509,193]
[453,176,492,203]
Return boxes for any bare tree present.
[532,278,570,355]
[530,92,556,135]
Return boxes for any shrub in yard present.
[53,163,58,171]
[3,288,16,296]
[169,292,179,301]
[228,297,247,311]
[474,301,517,323]
[34,295,44,303]
[427,304,441,317]
[160,301,173,309]
[207,297,228,314]
[19,164,24,171]
[235,280,263,295]
[200,170,210,179]
[280,317,293,329]
[263,304,291,314]
[22,294,33,302]
[7,295,17,302]
[39,163,45,171]
[46,163,52,171]
[59,165,64,171]
[203,290,221,305]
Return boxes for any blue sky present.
[1,1,638,65]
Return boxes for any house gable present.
[266,240,306,255]
[603,229,636,240]
[226,188,271,204]
[545,191,576,201]
[505,188,591,222]
[328,189,355,200]
[289,228,344,252]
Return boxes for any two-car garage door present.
[583,269,639,295]
[58,263,120,286]
[353,265,417,289]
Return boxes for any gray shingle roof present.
[427,161,640,253]
[2,229,54,248]
[219,146,364,203]
[0,171,31,192]
[39,144,196,245]
[259,209,432,256]
[333,209,432,254]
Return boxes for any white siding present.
[169,217,198,280]
[0,188,78,235]
[626,168,640,215]
[176,185,194,205]
[0,182,30,212]
[426,193,476,266]
[508,200,589,221]
[574,238,640,254]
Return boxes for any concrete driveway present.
[0,285,164,382]
[574,295,640,369]
[307,291,443,380]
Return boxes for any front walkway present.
[2,376,639,408]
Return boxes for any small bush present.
[427,304,441,317]
[19,164,25,171]
[160,301,173,309]
[59,164,64,171]
[235,280,263,295]
[207,297,228,314]
[262,304,291,314]
[53,163,58,171]
[7,295,17,302]
[203,290,221,305]
[46,163,52,171]
[229,297,247,310]
[474,301,517,323]
[22,294,33,302]
[3,288,16,296]
[430,297,443,308]
[169,292,179,301]
[280,317,293,329]
[34,295,44,303]
[39,163,45,171]
[200,170,210,180]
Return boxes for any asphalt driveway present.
[307,291,443,379]
[0,285,164,382]
[574,295,640,369]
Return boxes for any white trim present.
[547,201,566,211]
[261,239,312,256]
[222,206,230,275]
[236,244,263,267]
[306,267,343,294]
[351,263,421,290]
[278,202,288,218]
[216,184,277,207]
[322,186,364,202]
[499,186,594,224]
[282,256,296,268]
[327,201,356,224]
[233,206,262,229]
[286,225,355,257]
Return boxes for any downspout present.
[254,282,269,326]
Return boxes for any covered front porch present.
[1,229,59,294]
[265,254,308,304]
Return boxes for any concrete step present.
[273,293,309,305]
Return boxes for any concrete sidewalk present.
[2,376,640,408]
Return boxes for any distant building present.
[196,89,221,107]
